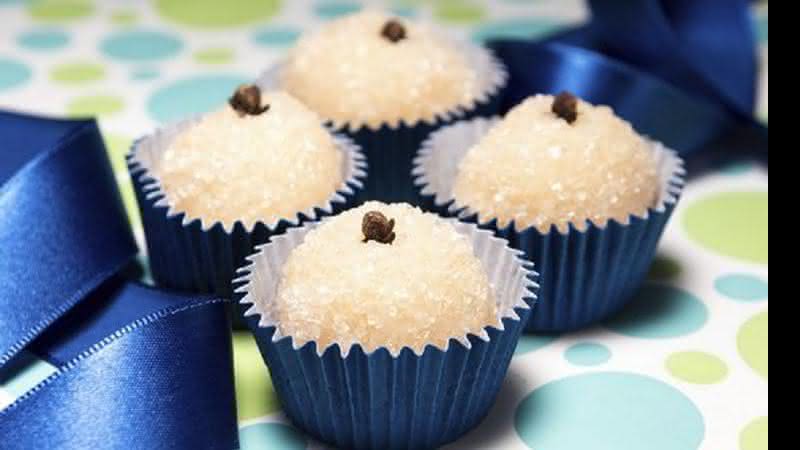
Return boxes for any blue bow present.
[0,112,238,449]
[489,0,768,160]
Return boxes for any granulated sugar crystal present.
[453,95,660,233]
[281,11,480,130]
[157,91,342,229]
[272,202,498,354]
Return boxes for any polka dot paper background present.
[0,1,768,449]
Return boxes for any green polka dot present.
[51,61,105,84]
[666,351,729,385]
[741,417,768,450]
[684,192,768,264]
[194,48,235,65]
[110,10,137,25]
[103,133,132,175]
[29,0,93,22]
[234,332,280,420]
[66,94,124,117]
[155,0,282,29]
[738,311,768,379]
[435,0,486,24]
[391,0,424,10]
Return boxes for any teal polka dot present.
[131,67,159,81]
[253,27,302,47]
[715,274,768,302]
[720,161,756,176]
[239,423,307,450]
[754,13,768,44]
[0,58,32,91]
[515,334,559,356]
[147,74,247,123]
[564,343,611,367]
[17,28,70,50]
[515,372,705,450]
[605,284,709,339]
[473,18,565,43]
[390,5,416,18]
[315,1,361,19]
[101,30,183,62]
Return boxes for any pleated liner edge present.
[127,118,367,301]
[256,44,509,205]
[413,117,686,332]
[235,221,538,450]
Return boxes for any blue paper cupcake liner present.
[127,117,367,303]
[256,44,508,205]
[236,220,538,450]
[413,117,685,332]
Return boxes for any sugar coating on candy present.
[281,11,480,130]
[272,202,498,354]
[157,91,342,229]
[453,95,660,233]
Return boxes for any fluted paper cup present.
[413,117,685,332]
[236,219,538,449]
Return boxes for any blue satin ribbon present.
[488,0,768,159]
[0,111,238,449]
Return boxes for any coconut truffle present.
[281,11,480,130]
[453,94,660,233]
[157,89,342,229]
[272,202,498,354]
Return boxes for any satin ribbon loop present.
[586,0,758,115]
[590,0,758,116]
[0,112,137,367]
[489,0,766,158]
[0,112,238,450]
